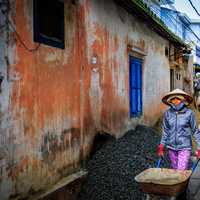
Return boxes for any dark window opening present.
[176,73,181,80]
[176,73,179,80]
[170,69,174,91]
[174,48,178,61]
[165,46,169,57]
[33,0,65,49]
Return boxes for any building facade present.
[161,5,200,91]
[160,6,195,92]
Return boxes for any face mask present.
[171,101,185,111]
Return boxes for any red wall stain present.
[90,23,128,134]
[9,156,29,180]
[11,0,85,134]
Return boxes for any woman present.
[157,89,200,170]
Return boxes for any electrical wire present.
[0,4,40,52]
[188,0,200,17]
[6,17,41,52]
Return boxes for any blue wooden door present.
[129,56,142,117]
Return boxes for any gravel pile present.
[78,125,171,200]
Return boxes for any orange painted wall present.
[0,0,92,198]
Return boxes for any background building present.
[160,3,200,76]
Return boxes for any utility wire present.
[6,17,41,52]
[188,0,200,17]
[0,4,40,52]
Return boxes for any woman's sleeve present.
[160,112,170,145]
[190,111,200,149]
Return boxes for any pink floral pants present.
[168,149,191,170]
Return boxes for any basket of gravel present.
[135,168,192,196]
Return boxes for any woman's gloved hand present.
[157,144,164,157]
[196,149,200,158]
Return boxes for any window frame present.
[33,0,65,49]
[129,56,143,118]
[170,68,175,91]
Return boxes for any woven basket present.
[139,180,189,196]
[135,168,191,196]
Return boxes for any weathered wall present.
[0,0,15,199]
[0,0,179,199]
[87,0,170,133]
[0,0,90,199]
[183,55,194,95]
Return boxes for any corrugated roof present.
[114,0,189,49]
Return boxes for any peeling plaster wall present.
[87,0,170,135]
[0,0,90,199]
[0,0,18,199]
[0,0,182,199]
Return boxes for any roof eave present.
[114,0,189,49]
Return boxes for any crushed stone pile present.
[78,125,172,200]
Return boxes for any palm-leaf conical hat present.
[162,88,193,106]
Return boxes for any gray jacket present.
[161,106,200,150]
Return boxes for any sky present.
[174,0,200,19]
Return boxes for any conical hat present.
[162,88,193,106]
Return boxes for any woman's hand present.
[157,144,164,157]
[196,149,200,158]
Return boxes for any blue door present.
[129,56,142,117]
